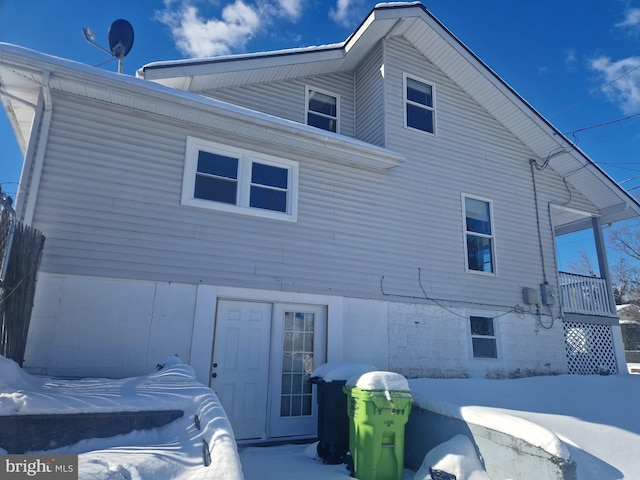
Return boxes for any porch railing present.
[558,272,616,317]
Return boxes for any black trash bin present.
[309,363,377,465]
[309,376,349,464]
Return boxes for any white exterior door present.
[211,300,326,441]
[211,300,273,440]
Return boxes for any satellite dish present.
[108,19,134,59]
[82,19,134,73]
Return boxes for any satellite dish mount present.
[82,19,134,74]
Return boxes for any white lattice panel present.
[564,321,618,375]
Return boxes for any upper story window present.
[463,195,495,274]
[470,316,498,359]
[182,137,298,222]
[306,87,339,133]
[404,74,435,135]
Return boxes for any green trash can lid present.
[346,371,411,393]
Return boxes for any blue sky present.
[1,0,640,268]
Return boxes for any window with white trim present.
[306,87,339,133]
[470,316,498,359]
[404,75,435,134]
[463,195,495,274]
[182,137,298,221]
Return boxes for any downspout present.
[23,70,53,226]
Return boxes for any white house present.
[1,2,639,442]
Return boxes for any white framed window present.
[463,194,496,274]
[306,86,339,133]
[470,316,498,359]
[182,137,298,222]
[404,74,436,135]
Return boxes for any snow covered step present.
[0,409,184,453]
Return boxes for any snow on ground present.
[2,354,640,479]
[239,442,416,480]
[0,355,242,479]
[409,374,640,479]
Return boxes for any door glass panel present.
[280,311,315,417]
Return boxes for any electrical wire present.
[531,304,555,329]
[380,268,533,322]
[529,160,549,285]
[551,60,640,120]
[566,111,640,144]
[531,147,570,171]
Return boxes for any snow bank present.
[409,377,573,460]
[413,434,490,480]
[0,355,204,415]
[346,371,410,391]
[0,355,41,391]
[310,362,377,382]
[463,406,568,459]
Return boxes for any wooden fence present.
[1,193,45,366]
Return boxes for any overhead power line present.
[565,111,640,144]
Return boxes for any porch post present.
[591,217,617,314]
[592,217,628,373]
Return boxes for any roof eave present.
[0,43,405,172]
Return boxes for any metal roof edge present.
[138,43,346,78]
[138,2,428,79]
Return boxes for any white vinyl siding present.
[28,40,593,311]
[355,41,384,146]
[199,73,355,138]
[181,137,298,222]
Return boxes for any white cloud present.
[275,0,303,21]
[591,55,640,114]
[157,0,367,58]
[330,0,367,27]
[157,0,261,57]
[616,8,640,30]
[564,49,577,67]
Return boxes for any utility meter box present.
[522,287,538,305]
[540,283,556,305]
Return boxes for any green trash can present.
[344,372,413,480]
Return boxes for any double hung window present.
[404,75,435,134]
[470,316,498,359]
[182,137,298,221]
[463,195,495,274]
[306,87,339,133]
